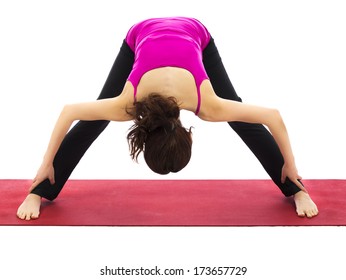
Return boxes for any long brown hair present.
[127,93,192,174]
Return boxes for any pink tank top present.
[125,17,211,115]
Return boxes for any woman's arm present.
[43,95,132,164]
[203,99,295,162]
[199,91,305,191]
[29,95,132,191]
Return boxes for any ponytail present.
[127,93,192,174]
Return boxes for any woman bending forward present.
[17,17,318,220]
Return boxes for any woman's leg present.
[202,37,301,197]
[31,40,135,201]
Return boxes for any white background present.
[0,0,345,279]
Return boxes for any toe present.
[297,210,306,217]
[31,213,39,219]
[306,208,318,218]
[25,213,32,221]
[17,212,25,220]
[307,208,317,218]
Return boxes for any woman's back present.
[125,17,211,115]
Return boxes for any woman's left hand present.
[281,163,307,193]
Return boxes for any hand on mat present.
[29,163,55,192]
[281,163,307,193]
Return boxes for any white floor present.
[1,1,345,279]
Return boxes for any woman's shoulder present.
[118,82,135,102]
[197,80,222,119]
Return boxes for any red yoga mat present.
[1,179,345,226]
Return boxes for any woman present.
[17,17,318,220]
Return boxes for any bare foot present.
[17,194,42,220]
[293,191,319,218]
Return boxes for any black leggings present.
[31,38,301,200]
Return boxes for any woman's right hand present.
[29,162,55,192]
